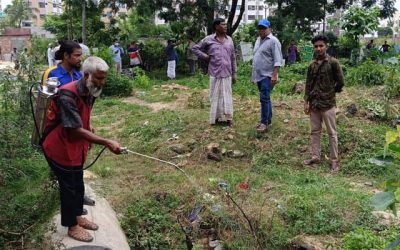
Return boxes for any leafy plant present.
[370,126,400,215]
[343,228,385,250]
[346,60,386,86]
[342,6,380,50]
[140,40,166,71]
[132,67,152,90]
[121,194,183,249]
[103,71,133,97]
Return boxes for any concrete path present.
[50,184,130,250]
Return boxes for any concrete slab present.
[50,185,130,250]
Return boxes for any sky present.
[1,0,400,13]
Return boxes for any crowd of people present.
[36,17,348,243]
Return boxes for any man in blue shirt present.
[109,39,124,74]
[42,40,82,87]
[166,39,178,79]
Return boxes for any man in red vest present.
[42,56,122,242]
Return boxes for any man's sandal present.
[303,157,320,165]
[78,217,99,231]
[68,226,93,242]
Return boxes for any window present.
[248,5,256,10]
[39,2,45,8]
[258,6,264,10]
[248,15,256,20]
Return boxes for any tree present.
[130,0,246,38]
[377,27,393,37]
[43,0,106,46]
[341,6,380,49]
[3,0,32,28]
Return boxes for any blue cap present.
[258,19,270,28]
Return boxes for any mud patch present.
[122,93,189,112]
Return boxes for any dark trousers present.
[48,160,84,227]
[187,59,196,75]
[257,77,273,125]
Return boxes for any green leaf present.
[379,180,400,192]
[386,131,398,145]
[395,189,400,202]
[370,192,396,211]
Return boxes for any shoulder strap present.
[41,66,57,86]
[39,89,80,146]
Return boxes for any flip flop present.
[68,226,93,242]
[78,217,99,231]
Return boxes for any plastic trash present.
[188,205,204,223]
[211,204,222,213]
[203,193,215,202]
[218,181,230,191]
[238,182,249,190]
[209,239,222,249]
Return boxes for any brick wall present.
[0,28,32,61]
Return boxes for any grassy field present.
[85,69,400,249]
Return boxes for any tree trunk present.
[82,0,87,43]
[228,0,245,36]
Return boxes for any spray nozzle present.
[120,147,129,154]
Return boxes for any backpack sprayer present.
[29,78,188,173]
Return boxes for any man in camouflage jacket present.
[304,35,344,172]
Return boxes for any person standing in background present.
[127,41,142,68]
[47,43,55,67]
[109,39,124,73]
[287,41,298,64]
[186,38,198,75]
[165,39,178,80]
[192,18,237,127]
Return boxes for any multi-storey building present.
[154,0,275,26]
[230,0,275,24]
[22,0,62,27]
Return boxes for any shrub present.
[0,65,57,249]
[346,60,386,86]
[343,228,385,250]
[92,47,115,69]
[140,40,166,71]
[103,71,133,97]
[132,67,152,90]
[31,36,55,65]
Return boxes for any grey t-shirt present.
[252,34,283,83]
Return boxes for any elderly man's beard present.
[86,75,102,97]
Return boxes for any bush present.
[31,36,55,65]
[132,67,152,90]
[0,66,57,249]
[92,47,115,69]
[346,60,386,86]
[140,40,166,71]
[103,71,133,97]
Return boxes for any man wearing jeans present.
[303,35,344,172]
[252,19,282,132]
